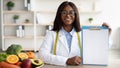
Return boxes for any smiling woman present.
[38,1,112,66]
[38,1,81,66]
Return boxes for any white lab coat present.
[38,29,81,66]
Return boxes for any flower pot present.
[14,19,19,23]
[89,21,92,24]
[7,7,13,10]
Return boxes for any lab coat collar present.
[61,27,76,37]
[58,28,78,54]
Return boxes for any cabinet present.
[0,1,2,49]
[0,0,40,51]
[0,0,102,51]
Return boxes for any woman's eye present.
[69,11,75,15]
[62,11,67,15]
[61,10,75,16]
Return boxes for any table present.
[40,60,120,68]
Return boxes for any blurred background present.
[0,0,120,51]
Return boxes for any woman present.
[38,1,112,66]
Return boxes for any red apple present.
[21,59,32,68]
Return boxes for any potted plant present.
[13,15,19,23]
[88,17,93,24]
[6,1,15,10]
[24,19,30,23]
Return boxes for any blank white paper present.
[82,27,109,65]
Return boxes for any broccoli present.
[6,44,22,55]
[0,53,9,62]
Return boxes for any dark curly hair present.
[52,1,81,32]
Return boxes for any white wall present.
[100,0,120,49]
[84,0,120,49]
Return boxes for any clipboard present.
[82,26,109,66]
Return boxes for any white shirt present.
[61,27,75,52]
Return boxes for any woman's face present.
[61,5,75,26]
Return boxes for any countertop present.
[39,50,120,68]
[40,62,120,68]
[40,61,120,68]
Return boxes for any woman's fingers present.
[102,22,110,27]
[66,56,82,65]
[72,56,82,65]
[102,22,112,35]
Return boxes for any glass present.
[61,10,75,16]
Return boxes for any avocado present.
[31,59,44,68]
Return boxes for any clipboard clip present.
[89,26,101,30]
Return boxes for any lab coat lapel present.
[71,32,81,49]
[70,33,78,52]
[69,32,81,57]
[59,30,69,53]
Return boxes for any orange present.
[18,53,28,59]
[27,52,35,59]
[6,55,19,64]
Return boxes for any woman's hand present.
[102,22,112,35]
[66,56,82,65]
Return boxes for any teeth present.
[65,18,70,20]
